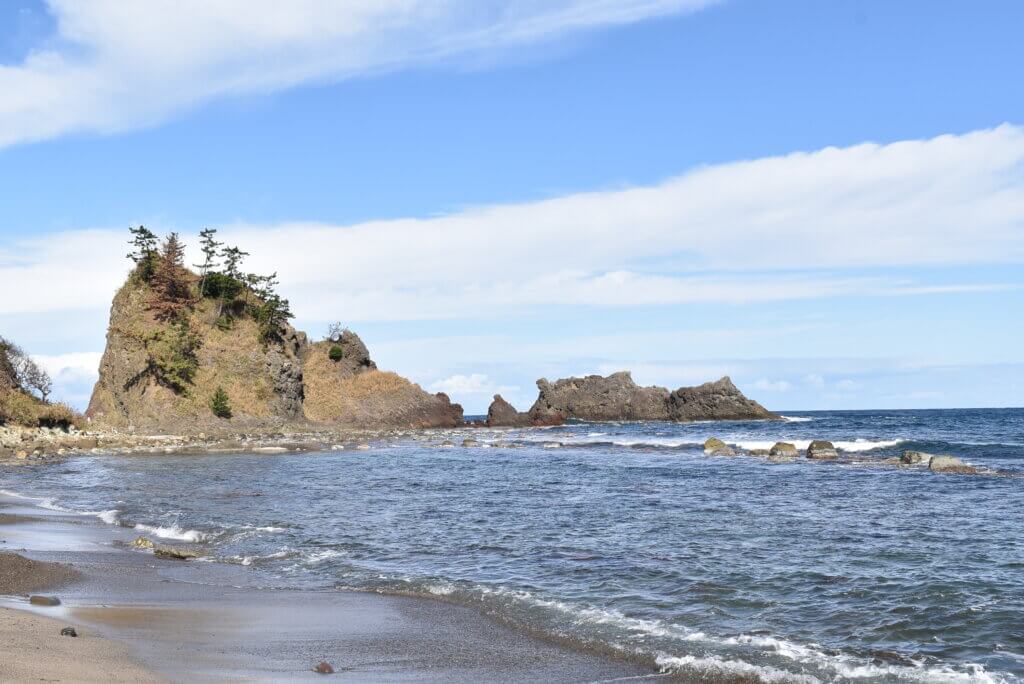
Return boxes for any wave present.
[132,522,212,543]
[781,416,813,423]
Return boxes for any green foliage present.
[253,295,294,344]
[202,272,243,300]
[328,345,344,362]
[127,225,160,282]
[195,228,223,297]
[210,386,232,419]
[146,321,201,393]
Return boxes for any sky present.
[0,0,1022,414]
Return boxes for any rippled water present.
[3,409,1023,682]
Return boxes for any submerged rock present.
[929,455,978,474]
[806,440,838,460]
[130,536,155,549]
[900,450,931,465]
[461,438,479,447]
[486,395,532,427]
[153,545,201,560]
[703,437,736,456]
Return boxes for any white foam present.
[732,438,904,453]
[133,523,211,543]
[782,416,813,423]
[656,653,821,683]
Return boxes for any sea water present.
[3,408,1022,682]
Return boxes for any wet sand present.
[0,494,662,682]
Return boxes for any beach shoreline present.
[0,489,661,683]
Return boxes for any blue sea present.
[3,409,1023,682]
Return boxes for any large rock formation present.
[87,277,462,432]
[528,372,671,423]
[486,395,532,427]
[526,372,777,424]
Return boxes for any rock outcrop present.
[928,455,978,474]
[486,395,532,427]
[668,377,777,422]
[87,277,462,432]
[703,437,736,456]
[526,372,777,424]
[528,372,671,423]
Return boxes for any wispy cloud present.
[0,0,715,148]
[2,125,1020,320]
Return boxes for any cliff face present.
[86,279,306,431]
[87,279,462,432]
[527,372,777,424]
[486,394,532,427]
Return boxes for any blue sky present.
[1,0,1022,413]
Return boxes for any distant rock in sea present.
[526,372,777,424]
[486,395,533,427]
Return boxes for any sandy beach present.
[0,492,660,682]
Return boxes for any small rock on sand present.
[29,595,61,606]
[313,661,335,674]
[60,627,78,637]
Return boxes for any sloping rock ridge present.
[528,372,777,424]
[486,395,532,427]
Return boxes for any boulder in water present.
[806,440,838,460]
[130,536,155,549]
[703,437,735,456]
[769,442,798,457]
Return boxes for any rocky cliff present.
[485,394,532,427]
[87,277,462,432]
[526,372,777,424]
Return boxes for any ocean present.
[3,408,1022,682]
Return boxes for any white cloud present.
[1,125,1022,322]
[428,373,518,406]
[803,373,826,389]
[753,378,792,392]
[0,0,715,148]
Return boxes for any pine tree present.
[210,386,232,419]
[221,245,249,281]
[194,228,221,297]
[127,225,159,281]
[149,232,193,321]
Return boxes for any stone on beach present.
[60,626,78,637]
[313,661,335,674]
[806,440,838,460]
[29,595,61,606]
[462,438,479,447]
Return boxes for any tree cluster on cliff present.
[124,226,295,397]
[0,336,76,428]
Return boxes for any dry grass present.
[0,390,82,429]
